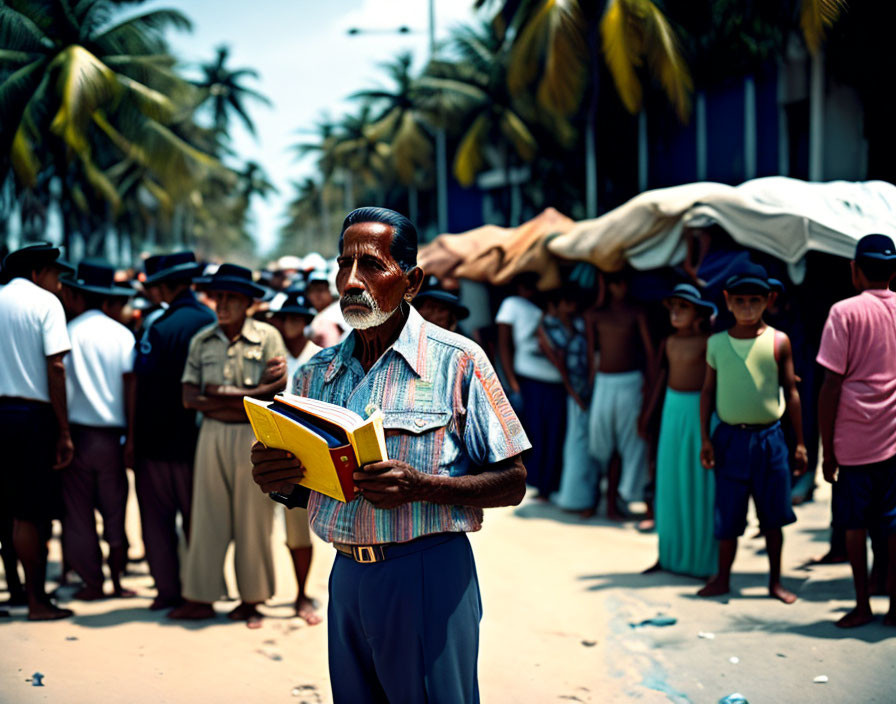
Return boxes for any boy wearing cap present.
[817,234,896,628]
[267,289,321,625]
[699,262,807,603]
[170,264,287,625]
[60,260,136,600]
[0,243,74,620]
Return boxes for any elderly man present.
[250,207,530,703]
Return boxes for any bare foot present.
[642,562,662,574]
[113,587,137,598]
[2,592,28,607]
[227,602,262,623]
[697,577,730,597]
[168,601,216,620]
[149,596,183,611]
[835,607,874,628]
[295,597,322,626]
[73,586,106,601]
[637,519,655,532]
[578,507,596,519]
[769,582,797,604]
[606,508,626,522]
[28,602,74,621]
[809,550,848,565]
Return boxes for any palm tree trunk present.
[585,21,601,218]
[408,184,418,224]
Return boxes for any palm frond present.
[453,113,490,186]
[600,0,644,115]
[508,0,588,116]
[500,109,537,161]
[800,0,847,54]
[11,124,40,187]
[642,1,692,121]
[0,4,50,52]
[48,45,117,154]
[115,73,176,122]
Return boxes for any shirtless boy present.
[587,270,654,518]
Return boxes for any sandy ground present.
[2,478,895,704]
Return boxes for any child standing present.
[538,290,601,515]
[643,284,717,577]
[698,262,807,602]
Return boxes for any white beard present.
[340,292,398,330]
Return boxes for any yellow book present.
[244,393,387,502]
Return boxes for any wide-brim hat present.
[194,262,265,299]
[413,289,470,320]
[145,251,203,286]
[663,283,717,316]
[64,259,134,298]
[2,242,63,275]
[270,289,316,318]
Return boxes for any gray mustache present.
[340,292,376,310]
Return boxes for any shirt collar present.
[214,316,262,345]
[169,289,200,310]
[324,304,427,383]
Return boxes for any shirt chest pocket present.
[382,408,454,475]
[238,347,265,387]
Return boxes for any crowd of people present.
[0,224,894,636]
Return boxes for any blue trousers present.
[328,533,482,704]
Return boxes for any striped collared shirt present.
[293,305,530,545]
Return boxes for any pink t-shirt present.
[816,289,896,465]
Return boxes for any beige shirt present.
[182,317,287,391]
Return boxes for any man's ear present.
[405,266,425,299]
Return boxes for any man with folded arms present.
[169,264,287,626]
[60,259,136,600]
[250,207,529,703]
[0,243,75,620]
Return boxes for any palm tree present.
[417,22,538,224]
[351,52,433,222]
[476,0,693,216]
[278,177,338,257]
[193,44,271,145]
[328,104,392,209]
[0,0,221,253]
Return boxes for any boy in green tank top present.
[698,262,808,603]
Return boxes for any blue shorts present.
[833,454,896,533]
[712,421,796,539]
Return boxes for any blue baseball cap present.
[724,261,771,293]
[855,234,896,261]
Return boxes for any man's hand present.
[822,455,838,484]
[54,431,74,470]
[261,356,287,385]
[792,443,809,476]
[250,441,305,494]
[354,459,427,509]
[700,439,715,470]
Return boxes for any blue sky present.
[151,0,480,256]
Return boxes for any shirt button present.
[415,419,426,427]
[245,377,253,386]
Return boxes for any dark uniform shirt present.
[133,290,216,461]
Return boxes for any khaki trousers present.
[182,419,274,603]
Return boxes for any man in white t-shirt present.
[0,243,74,621]
[60,260,137,601]
[496,274,567,499]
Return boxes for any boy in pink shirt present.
[817,234,896,628]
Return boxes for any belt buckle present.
[353,545,378,563]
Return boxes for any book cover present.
[244,394,387,502]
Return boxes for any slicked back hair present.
[339,207,418,272]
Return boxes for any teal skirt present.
[655,389,717,578]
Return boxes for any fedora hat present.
[2,242,64,276]
[64,259,134,298]
[194,263,265,299]
[413,288,470,321]
[144,251,203,286]
[270,288,316,318]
